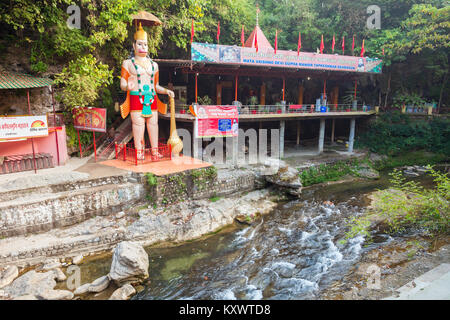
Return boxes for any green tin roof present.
[0,71,53,89]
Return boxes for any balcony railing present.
[172,104,375,115]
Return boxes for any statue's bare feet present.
[151,149,163,160]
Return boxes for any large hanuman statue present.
[120,23,174,160]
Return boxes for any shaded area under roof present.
[0,71,53,89]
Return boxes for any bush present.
[344,167,450,242]
[299,159,363,187]
[356,112,450,157]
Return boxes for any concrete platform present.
[100,155,211,176]
[384,263,450,300]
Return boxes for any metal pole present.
[93,131,97,162]
[282,77,286,101]
[27,90,37,173]
[354,80,357,99]
[77,129,83,157]
[50,86,60,166]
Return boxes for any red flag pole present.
[217,21,220,44]
[342,36,345,55]
[27,90,37,173]
[241,25,245,47]
[235,75,238,101]
[195,73,198,103]
[320,35,324,54]
[297,32,301,56]
[274,29,278,54]
[352,35,355,55]
[360,39,365,57]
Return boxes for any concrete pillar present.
[348,118,356,153]
[331,119,336,143]
[318,118,325,154]
[280,101,286,158]
[296,121,301,146]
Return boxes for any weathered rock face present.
[2,270,56,298]
[355,164,380,180]
[0,265,18,289]
[109,242,149,286]
[261,160,302,196]
[109,283,136,300]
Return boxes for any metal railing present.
[172,104,375,115]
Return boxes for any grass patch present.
[298,159,366,187]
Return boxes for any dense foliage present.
[357,112,450,156]
[0,0,448,110]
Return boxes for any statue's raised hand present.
[127,76,137,91]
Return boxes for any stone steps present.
[0,181,145,238]
[0,174,136,203]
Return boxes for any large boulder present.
[108,241,149,286]
[2,270,56,298]
[262,160,302,196]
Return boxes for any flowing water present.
[78,172,437,300]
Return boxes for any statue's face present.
[133,39,148,57]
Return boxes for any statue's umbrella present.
[131,10,162,27]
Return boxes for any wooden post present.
[216,82,222,105]
[282,77,286,101]
[260,82,266,105]
[354,80,357,99]
[298,84,304,105]
[195,73,198,103]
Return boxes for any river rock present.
[72,255,84,265]
[109,241,149,286]
[88,275,110,293]
[0,265,19,289]
[74,283,91,296]
[264,163,302,196]
[355,166,380,179]
[53,268,67,282]
[37,289,74,300]
[108,284,136,300]
[40,259,62,271]
[2,270,56,298]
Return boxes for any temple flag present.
[297,32,301,56]
[342,36,345,54]
[320,34,324,54]
[217,21,220,44]
[360,39,365,57]
[382,47,385,56]
[191,19,194,43]
[241,25,245,46]
[274,30,278,54]
[332,35,335,53]
[255,27,258,52]
[352,35,355,54]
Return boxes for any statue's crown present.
[134,23,147,41]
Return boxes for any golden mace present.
[167,96,183,156]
